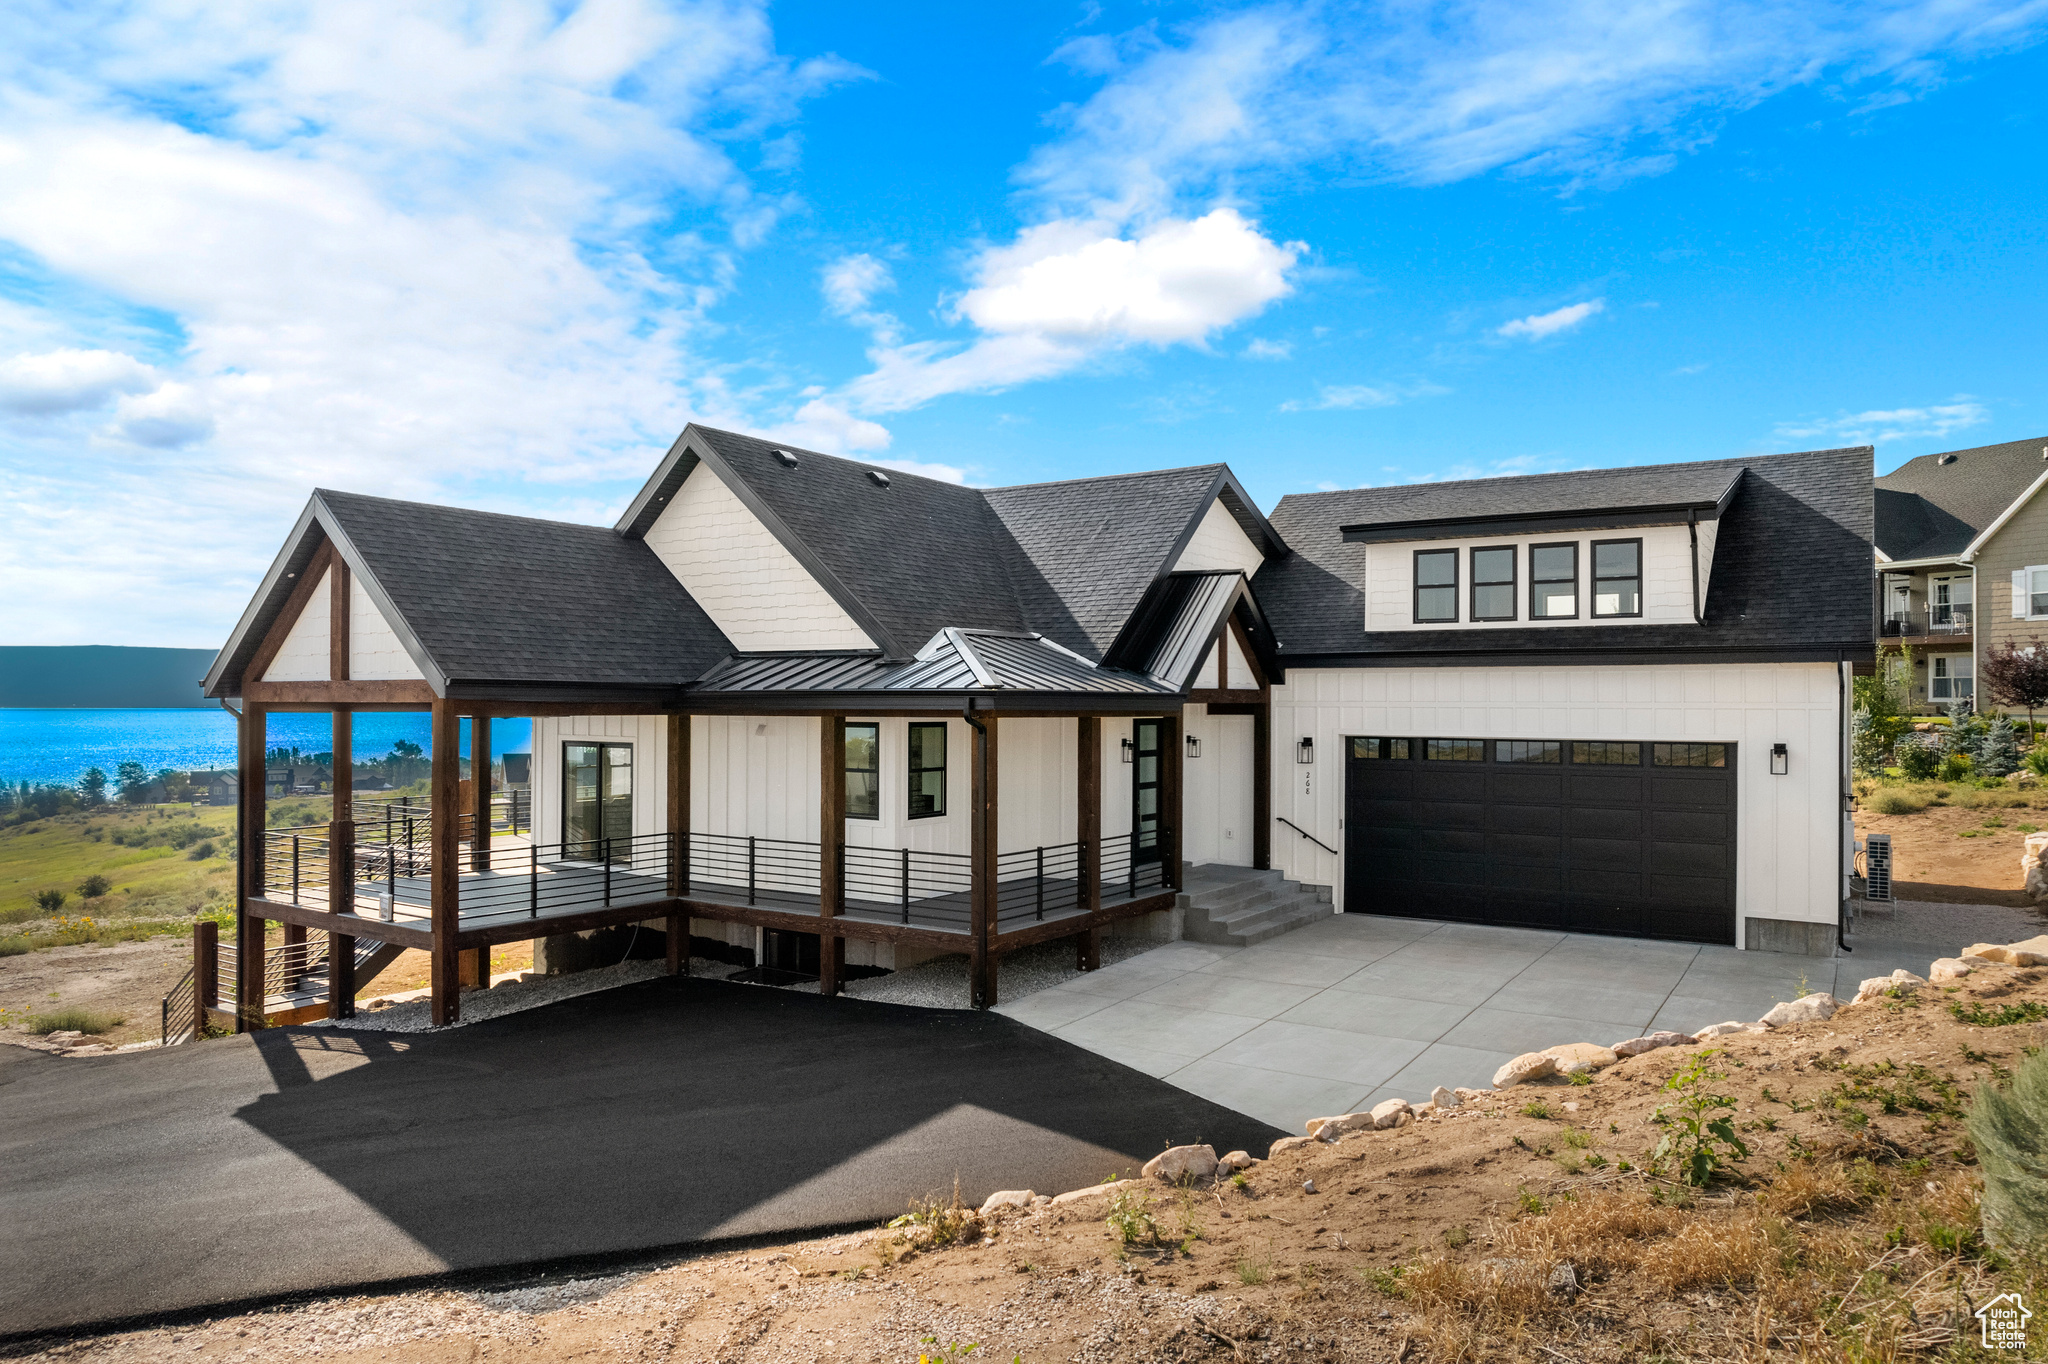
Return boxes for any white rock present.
[978,1189,1035,1215]
[1370,1098,1412,1129]
[2023,834,2048,903]
[1412,1102,1438,1119]
[44,1030,83,1043]
[1268,1135,1316,1159]
[1454,1087,1493,1102]
[1392,1110,1415,1128]
[1431,1085,1460,1109]
[1929,958,1973,982]
[1142,1144,1218,1183]
[1308,1112,1375,1140]
[2003,934,2048,966]
[1218,1150,1254,1173]
[1961,953,2001,968]
[1855,969,1929,1004]
[1611,1031,1692,1057]
[1493,1052,1558,1087]
[1554,1057,1596,1077]
[1542,1042,1620,1069]
[1050,1179,1142,1207]
[1694,1020,1764,1039]
[1759,993,1840,1028]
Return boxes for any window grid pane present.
[1425,738,1485,761]
[1531,544,1577,618]
[1571,741,1642,766]
[845,722,880,819]
[1592,539,1642,617]
[1652,742,1726,768]
[1473,545,1517,622]
[1495,740,1560,763]
[907,721,947,818]
[1351,737,1412,759]
[1416,549,1458,622]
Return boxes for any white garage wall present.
[1268,662,1844,944]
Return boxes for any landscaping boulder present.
[1759,993,1840,1028]
[1493,1052,1558,1087]
[1413,1102,1437,1119]
[1854,969,1928,1003]
[1050,1179,1142,1207]
[1694,1020,1765,1039]
[1543,1042,1620,1070]
[2002,934,2048,966]
[1930,957,1974,981]
[1269,1135,1316,1159]
[1142,1144,1218,1183]
[1455,1087,1492,1102]
[2024,833,2048,903]
[1218,1150,1254,1173]
[978,1189,1035,1216]
[1306,1113,1370,1140]
[1370,1098,1412,1129]
[1431,1085,1459,1109]
[1612,1031,1692,1057]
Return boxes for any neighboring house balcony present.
[1881,602,1974,648]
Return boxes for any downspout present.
[1837,658,1852,954]
[1688,511,1702,624]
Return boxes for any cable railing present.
[261,830,330,904]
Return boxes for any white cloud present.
[1280,380,1449,412]
[823,254,894,317]
[1773,397,1990,445]
[762,397,893,456]
[1241,337,1292,360]
[0,0,863,643]
[0,347,157,415]
[845,208,1299,413]
[110,381,213,447]
[1017,2,2048,214]
[1497,298,1606,340]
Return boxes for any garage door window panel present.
[1571,741,1641,766]
[1352,737,1413,760]
[1653,742,1727,768]
[1496,740,1561,763]
[1415,549,1459,623]
[1426,738,1486,761]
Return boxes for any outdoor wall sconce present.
[1120,737,1134,763]
[1770,742,1789,776]
[1296,736,1315,764]
[1186,734,1201,758]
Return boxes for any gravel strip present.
[1857,898,2047,950]
[310,959,673,1033]
[760,934,1163,1010]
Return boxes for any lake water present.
[0,709,532,787]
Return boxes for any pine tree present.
[1979,715,2021,777]
[1943,697,1981,757]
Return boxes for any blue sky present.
[2,0,2045,646]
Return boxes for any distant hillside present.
[0,646,217,708]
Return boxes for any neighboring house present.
[1874,434,2048,713]
[202,426,1873,1028]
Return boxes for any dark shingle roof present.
[1329,460,1744,537]
[1256,446,1874,663]
[983,466,1224,659]
[1873,435,2048,560]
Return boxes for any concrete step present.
[1180,867,1328,946]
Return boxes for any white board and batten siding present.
[1181,705,1255,868]
[642,467,876,651]
[261,567,425,682]
[1269,662,1845,946]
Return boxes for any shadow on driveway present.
[0,975,1280,1338]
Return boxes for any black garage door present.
[1342,738,1736,944]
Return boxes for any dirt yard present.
[15,955,2045,1363]
[1855,800,2047,906]
[0,936,191,1046]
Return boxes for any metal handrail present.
[1276,816,1339,856]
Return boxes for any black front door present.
[1132,719,1163,864]
[563,742,632,863]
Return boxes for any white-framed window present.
[2013,565,2048,620]
[1931,654,1974,700]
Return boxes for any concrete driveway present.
[0,974,1279,1340]
[997,914,1958,1132]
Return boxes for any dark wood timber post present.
[818,714,846,997]
[429,700,461,1027]
[968,708,999,1009]
[468,713,491,873]
[1252,703,1271,871]
[327,706,355,1019]
[667,712,690,974]
[236,702,268,1031]
[193,918,217,1037]
[1161,709,1184,890]
[1076,715,1102,971]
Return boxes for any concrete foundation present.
[1744,915,1840,957]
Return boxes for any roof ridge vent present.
[1938,453,1958,465]
[772,449,799,468]
[866,469,891,487]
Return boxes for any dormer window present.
[1414,549,1458,622]
[1531,544,1578,618]
[1471,546,1517,621]
[1592,539,1643,617]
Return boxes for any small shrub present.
[1952,999,2048,1027]
[33,889,65,913]
[1652,1050,1749,1186]
[186,841,216,861]
[1560,1126,1592,1148]
[76,874,112,899]
[1104,1185,1159,1247]
[1520,1099,1553,1119]
[26,1007,124,1034]
[1236,1248,1274,1285]
[2025,747,2048,778]
[1363,1263,1406,1294]
[1897,740,1942,781]
[0,937,28,957]
[1444,1224,1470,1248]
[1865,788,1928,815]
[1941,752,1974,783]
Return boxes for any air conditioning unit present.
[1865,834,1892,903]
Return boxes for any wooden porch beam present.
[236,702,268,1032]
[330,558,351,683]
[244,679,437,706]
[818,714,846,997]
[468,714,491,874]
[969,712,999,1008]
[428,700,461,1027]
[1076,715,1101,971]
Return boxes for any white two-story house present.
[202,431,1873,1029]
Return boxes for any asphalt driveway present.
[0,975,1280,1339]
